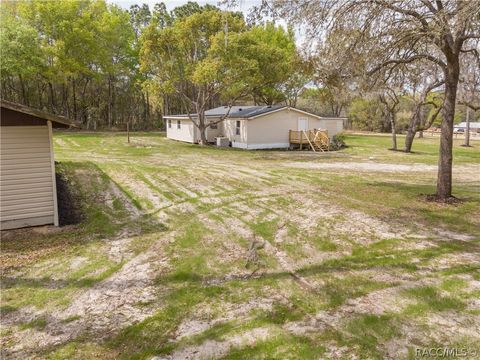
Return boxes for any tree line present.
[2,1,149,129]
[0,0,303,131]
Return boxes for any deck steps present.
[289,129,329,152]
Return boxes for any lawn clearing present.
[1,132,479,359]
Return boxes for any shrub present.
[330,133,346,150]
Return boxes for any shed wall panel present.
[0,125,55,229]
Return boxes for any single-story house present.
[1,100,76,230]
[454,122,480,133]
[164,105,346,149]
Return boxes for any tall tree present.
[243,23,299,105]
[310,28,364,116]
[347,97,386,131]
[140,9,247,144]
[261,0,480,201]
[378,89,401,151]
[0,8,44,105]
[0,0,157,129]
[141,10,301,144]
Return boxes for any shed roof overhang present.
[1,100,79,128]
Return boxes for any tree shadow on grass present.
[4,230,477,294]
[153,235,479,289]
[364,180,480,236]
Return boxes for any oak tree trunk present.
[405,126,416,153]
[390,112,397,150]
[48,82,55,112]
[198,111,208,145]
[436,57,459,200]
[108,76,113,127]
[464,107,470,147]
[405,105,422,152]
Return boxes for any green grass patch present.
[220,332,325,360]
[254,302,305,325]
[440,277,469,293]
[20,316,47,330]
[248,219,278,242]
[110,284,228,359]
[342,314,399,358]
[3,131,477,359]
[402,286,465,315]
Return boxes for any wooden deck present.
[289,129,329,152]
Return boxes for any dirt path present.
[284,161,480,174]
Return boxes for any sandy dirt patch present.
[3,233,173,359]
[153,327,272,360]
[284,161,438,172]
[175,297,279,340]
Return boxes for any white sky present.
[110,0,259,14]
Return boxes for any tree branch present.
[419,102,443,130]
[420,0,438,14]
[368,54,447,75]
[371,0,429,28]
[458,101,480,112]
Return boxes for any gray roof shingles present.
[167,105,286,119]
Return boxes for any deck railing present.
[289,129,329,152]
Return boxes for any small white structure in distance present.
[164,105,346,150]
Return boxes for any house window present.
[235,120,241,135]
[209,123,218,129]
[168,119,172,128]
[177,120,181,129]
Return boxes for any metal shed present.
[1,100,76,230]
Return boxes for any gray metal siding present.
[1,125,55,229]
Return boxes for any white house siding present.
[166,119,197,143]
[242,109,321,149]
[165,108,344,149]
[1,125,57,230]
[205,121,223,142]
[166,118,225,143]
[241,110,344,149]
[224,119,248,148]
[318,118,344,138]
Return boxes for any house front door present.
[298,118,308,131]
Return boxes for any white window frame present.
[235,120,241,135]
[177,120,181,129]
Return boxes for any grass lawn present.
[1,132,479,359]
